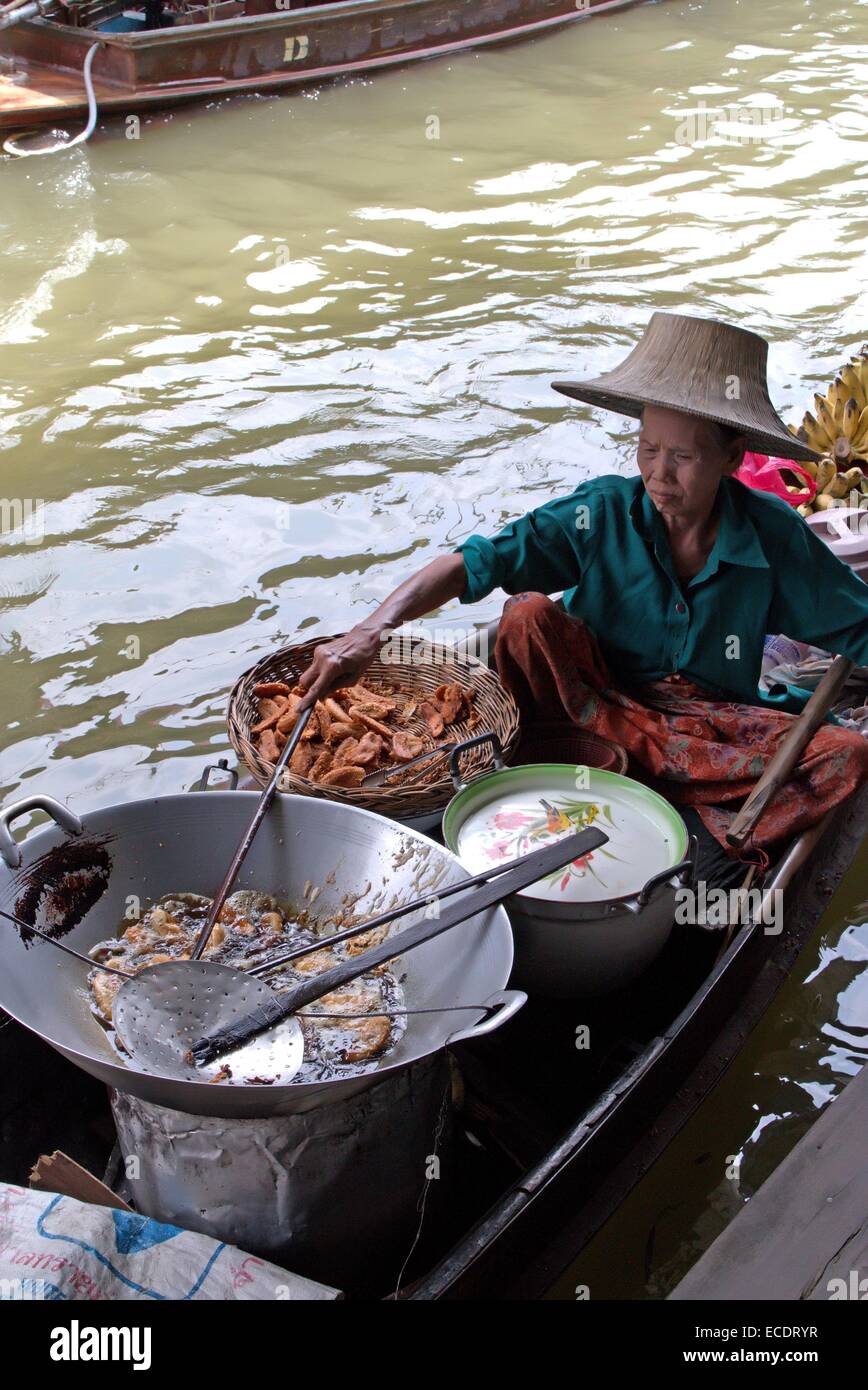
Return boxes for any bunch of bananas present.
[790,343,868,464]
[787,343,868,516]
[792,459,868,517]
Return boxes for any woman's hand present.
[296,624,384,708]
[295,553,468,708]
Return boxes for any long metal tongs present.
[361,742,458,788]
[244,849,561,979]
[0,906,133,977]
[189,705,313,959]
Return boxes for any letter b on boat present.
[284,35,309,63]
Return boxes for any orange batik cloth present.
[494,594,868,856]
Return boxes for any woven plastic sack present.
[0,1184,339,1301]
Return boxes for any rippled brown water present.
[1,0,866,1292]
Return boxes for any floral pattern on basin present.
[449,767,687,905]
[483,797,620,894]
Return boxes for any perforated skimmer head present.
[112,960,305,1085]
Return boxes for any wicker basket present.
[227,634,521,820]
[516,721,628,775]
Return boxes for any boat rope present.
[3,41,100,157]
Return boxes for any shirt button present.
[675,601,687,615]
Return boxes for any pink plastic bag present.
[735,452,816,507]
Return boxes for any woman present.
[299,314,868,855]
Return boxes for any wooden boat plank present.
[0,66,133,123]
[670,1060,868,1300]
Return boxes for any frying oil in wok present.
[87,890,406,1085]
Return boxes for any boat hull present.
[0,0,643,132]
[408,788,868,1298]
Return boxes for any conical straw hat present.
[552,313,819,462]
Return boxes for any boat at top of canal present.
[0,0,648,136]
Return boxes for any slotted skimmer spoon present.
[113,826,608,1083]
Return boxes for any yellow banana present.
[848,477,867,506]
[814,395,838,442]
[814,459,837,493]
[848,351,868,399]
[842,397,861,440]
[814,493,845,510]
[849,404,868,453]
[799,410,832,454]
[828,377,847,426]
[840,364,866,411]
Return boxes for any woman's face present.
[637,405,744,522]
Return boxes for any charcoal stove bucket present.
[110,1049,453,1295]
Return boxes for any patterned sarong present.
[494,593,868,856]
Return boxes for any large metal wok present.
[0,791,520,1119]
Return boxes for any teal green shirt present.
[455,475,868,710]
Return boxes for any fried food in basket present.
[249,676,476,788]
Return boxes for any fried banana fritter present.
[87,890,403,1080]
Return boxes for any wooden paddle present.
[726,655,854,850]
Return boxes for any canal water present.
[1,0,866,1291]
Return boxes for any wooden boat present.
[1,627,864,1298]
[0,0,645,135]
[409,797,868,1297]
